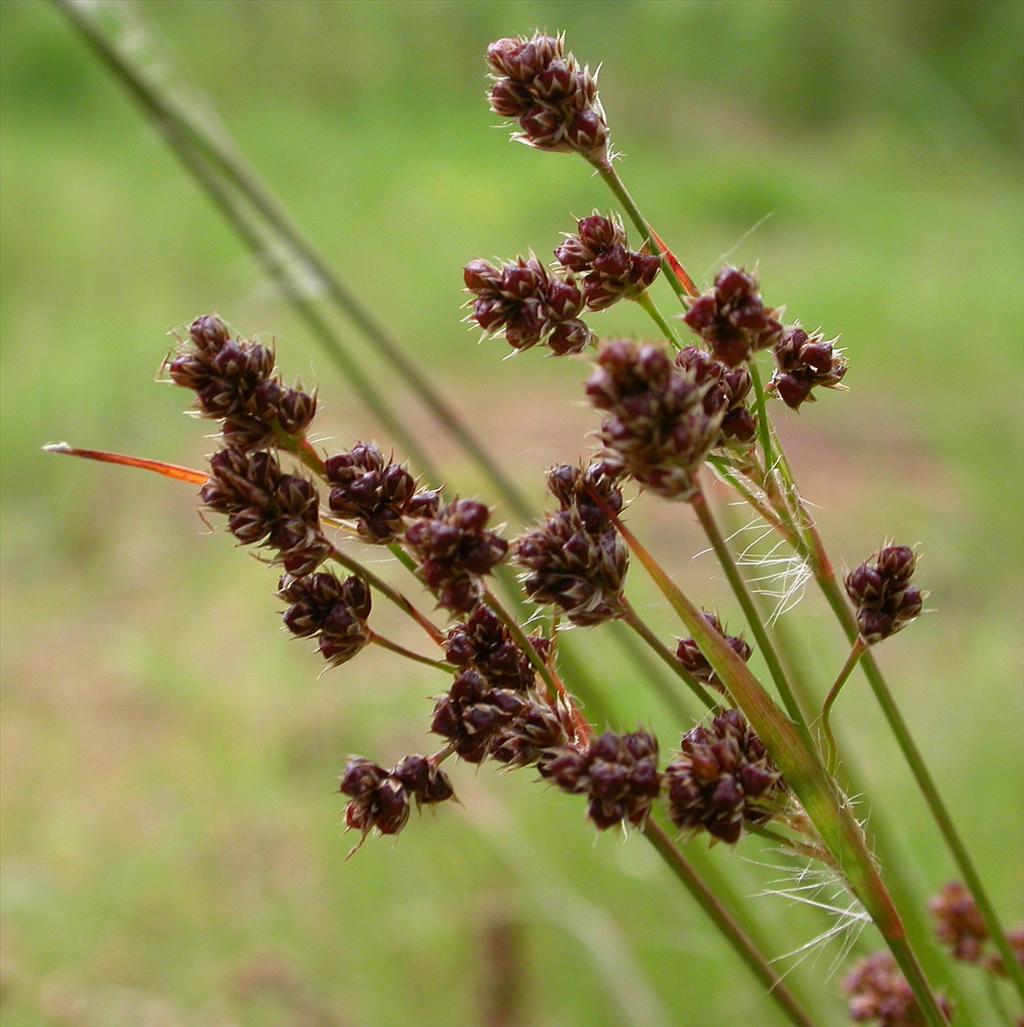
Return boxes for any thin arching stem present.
[619,596,718,715]
[633,290,683,349]
[368,631,454,673]
[326,546,444,646]
[819,638,867,775]
[589,158,698,304]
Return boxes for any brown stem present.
[368,631,454,673]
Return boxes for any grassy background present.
[2,2,1022,1025]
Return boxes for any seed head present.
[325,441,437,543]
[340,754,454,839]
[515,462,628,626]
[430,669,525,763]
[843,952,953,1027]
[486,33,609,160]
[200,447,330,575]
[169,314,316,448]
[554,212,661,311]
[279,571,372,667]
[683,267,783,367]
[676,346,757,444]
[464,255,594,355]
[586,340,722,500]
[844,545,923,644]
[665,709,783,843]
[675,612,752,690]
[405,499,509,615]
[769,326,847,409]
[546,730,662,830]
[929,881,988,963]
[490,697,573,771]
[444,606,547,691]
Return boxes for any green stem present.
[748,359,777,485]
[328,546,445,646]
[633,290,683,349]
[483,591,561,703]
[643,820,817,1027]
[761,414,1024,1005]
[691,488,813,741]
[819,638,867,776]
[607,508,949,1027]
[369,632,454,673]
[589,158,696,306]
[53,0,534,519]
[814,565,1024,1005]
[707,457,797,544]
[619,597,717,718]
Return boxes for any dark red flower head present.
[405,499,509,615]
[486,33,608,159]
[665,710,783,843]
[586,340,721,500]
[683,268,783,367]
[769,326,847,410]
[844,544,923,644]
[546,730,662,830]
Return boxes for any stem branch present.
[819,638,867,775]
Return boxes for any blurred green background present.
[2,2,1022,1025]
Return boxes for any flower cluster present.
[546,730,662,830]
[844,545,924,645]
[683,267,783,367]
[340,755,454,839]
[675,612,752,690]
[444,606,546,692]
[168,314,316,450]
[929,881,988,963]
[586,340,721,500]
[843,952,953,1027]
[487,33,608,159]
[325,441,439,543]
[514,463,628,626]
[554,213,660,311]
[987,930,1024,978]
[199,447,329,575]
[464,255,594,355]
[405,499,508,615]
[770,326,847,410]
[490,696,573,771]
[929,881,1024,980]
[676,346,757,445]
[279,571,372,667]
[430,669,529,763]
[665,710,783,844]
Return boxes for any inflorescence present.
[845,545,924,645]
[100,29,988,1026]
[514,463,628,625]
[486,32,608,159]
[665,709,784,844]
[675,612,753,691]
[843,953,953,1027]
[586,340,722,500]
